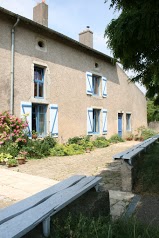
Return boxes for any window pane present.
[93,76,99,95]
[34,68,43,81]
[34,82,37,97]
[126,114,131,131]
[93,109,100,133]
[39,113,45,135]
[39,83,43,97]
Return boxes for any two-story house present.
[0,1,147,142]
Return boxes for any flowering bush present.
[0,111,28,145]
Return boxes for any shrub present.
[68,136,83,144]
[93,137,110,148]
[6,158,18,167]
[50,144,85,156]
[137,126,156,140]
[43,136,57,148]
[22,140,42,159]
[109,134,125,143]
[0,152,13,163]
[0,111,28,146]
[79,140,94,150]
[0,142,19,157]
[125,133,134,141]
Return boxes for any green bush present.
[51,215,159,238]
[109,134,125,143]
[68,136,83,144]
[50,144,85,156]
[43,136,57,148]
[21,136,57,159]
[79,140,94,150]
[138,126,156,140]
[68,136,90,145]
[0,142,19,157]
[0,152,13,163]
[93,137,110,148]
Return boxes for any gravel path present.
[8,141,139,190]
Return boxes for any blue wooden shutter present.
[50,104,58,137]
[87,108,93,134]
[21,102,32,137]
[86,72,93,95]
[102,109,107,134]
[102,77,107,97]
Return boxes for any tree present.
[147,100,159,123]
[105,0,159,104]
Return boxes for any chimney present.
[79,26,93,48]
[33,0,48,27]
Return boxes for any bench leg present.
[43,216,50,237]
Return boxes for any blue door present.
[118,113,123,137]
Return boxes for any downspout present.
[10,18,20,115]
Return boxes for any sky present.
[0,0,146,94]
[0,0,117,55]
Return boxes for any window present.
[86,72,107,97]
[34,66,44,98]
[92,75,100,95]
[93,109,100,133]
[126,113,131,131]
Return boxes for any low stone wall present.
[121,158,139,192]
[149,122,159,133]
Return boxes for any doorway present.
[32,104,47,137]
[118,113,123,137]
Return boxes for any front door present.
[32,104,47,137]
[118,113,123,137]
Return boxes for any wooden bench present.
[113,137,158,165]
[0,175,102,238]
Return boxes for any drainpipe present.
[10,18,20,115]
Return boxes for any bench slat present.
[0,176,102,238]
[138,138,157,148]
[0,175,85,225]
[113,145,140,160]
[122,147,144,165]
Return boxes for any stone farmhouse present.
[0,1,147,142]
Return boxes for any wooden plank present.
[122,147,144,165]
[0,175,85,225]
[139,138,157,148]
[0,176,102,238]
[113,144,140,160]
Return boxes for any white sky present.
[0,0,146,94]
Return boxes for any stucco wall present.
[0,15,147,141]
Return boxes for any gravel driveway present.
[9,141,139,190]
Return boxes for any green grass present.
[134,142,159,194]
[51,215,159,238]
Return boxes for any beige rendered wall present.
[0,18,11,112]
[0,17,147,141]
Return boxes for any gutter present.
[10,18,20,115]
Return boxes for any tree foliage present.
[147,100,159,123]
[105,0,159,104]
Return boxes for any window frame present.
[34,66,44,99]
